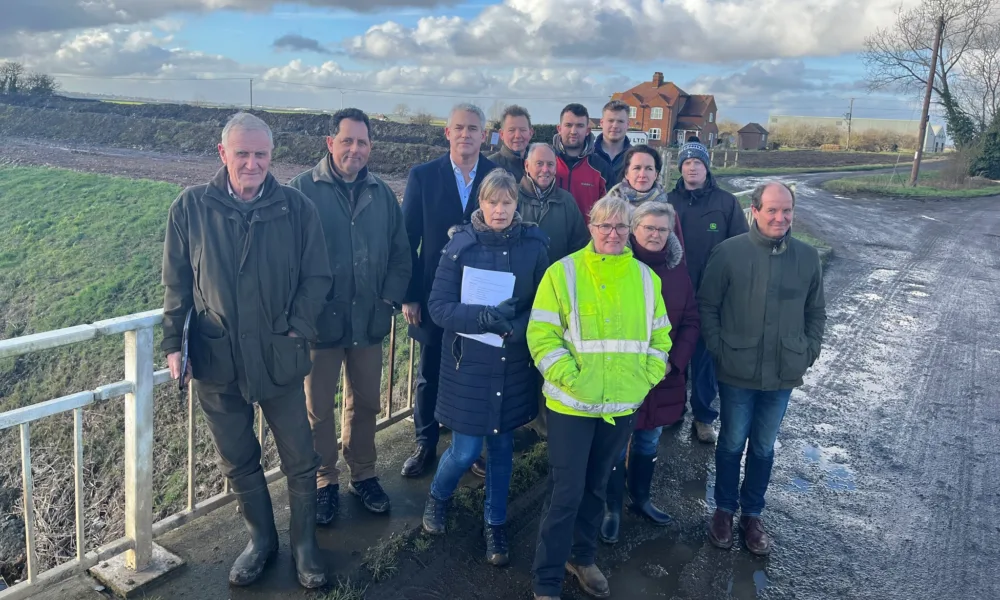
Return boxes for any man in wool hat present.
[667,137,748,444]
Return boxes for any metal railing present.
[0,310,415,600]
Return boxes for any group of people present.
[161,98,826,599]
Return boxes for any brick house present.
[737,122,769,150]
[611,72,719,147]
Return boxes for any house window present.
[709,112,715,123]
[762,134,767,143]
[677,130,685,143]
[648,128,661,140]
[651,107,663,120]
[629,106,637,119]
[709,132,715,144]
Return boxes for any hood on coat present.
[552,131,596,160]
[631,231,684,270]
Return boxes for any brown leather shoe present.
[708,509,734,549]
[565,562,611,598]
[740,515,772,555]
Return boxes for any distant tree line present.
[768,123,921,153]
[0,62,59,97]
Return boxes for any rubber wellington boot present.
[228,471,279,586]
[599,459,626,544]
[287,477,328,589]
[627,453,673,525]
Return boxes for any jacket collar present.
[519,174,561,201]
[594,133,631,163]
[629,232,684,270]
[206,167,284,213]
[312,154,372,187]
[749,220,790,254]
[552,131,596,161]
[499,143,526,162]
[671,171,718,202]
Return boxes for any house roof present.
[675,118,704,131]
[616,80,684,107]
[739,122,769,134]
[681,94,714,117]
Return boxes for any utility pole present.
[910,15,945,187]
[844,98,854,151]
[249,78,253,110]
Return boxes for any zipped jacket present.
[527,242,672,424]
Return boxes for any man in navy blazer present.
[400,103,498,477]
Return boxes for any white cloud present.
[346,0,921,65]
[0,0,461,34]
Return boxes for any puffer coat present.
[427,211,550,436]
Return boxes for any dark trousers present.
[690,337,720,424]
[532,410,636,597]
[195,381,319,492]
[413,334,442,447]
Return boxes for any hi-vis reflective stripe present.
[652,314,670,331]
[555,255,657,352]
[530,308,562,328]
[538,348,570,375]
[647,347,668,363]
[543,381,642,415]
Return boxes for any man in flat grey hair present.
[162,112,332,589]
[400,103,498,477]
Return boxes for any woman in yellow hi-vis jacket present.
[527,195,673,600]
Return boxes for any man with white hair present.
[400,103,498,477]
[162,112,332,589]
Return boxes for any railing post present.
[123,326,154,571]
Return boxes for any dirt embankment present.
[0,104,444,178]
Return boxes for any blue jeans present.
[618,426,663,460]
[690,337,720,424]
[714,383,791,516]
[429,431,514,525]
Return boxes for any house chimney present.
[652,72,664,88]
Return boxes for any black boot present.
[401,444,436,478]
[599,459,626,544]
[483,522,509,566]
[422,493,450,535]
[229,472,279,586]
[627,453,672,525]
[287,478,328,589]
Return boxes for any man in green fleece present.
[698,181,826,557]
[162,112,331,589]
[289,108,411,523]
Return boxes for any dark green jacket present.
[161,167,332,402]
[487,144,527,183]
[517,175,590,264]
[289,157,411,348]
[697,223,826,390]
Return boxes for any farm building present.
[738,123,769,150]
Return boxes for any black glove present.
[478,306,514,337]
[495,297,518,320]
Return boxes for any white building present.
[766,115,947,152]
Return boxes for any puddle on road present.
[801,443,857,491]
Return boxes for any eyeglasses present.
[639,225,670,235]
[592,223,630,235]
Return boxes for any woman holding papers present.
[526,196,673,600]
[422,169,551,567]
[599,201,701,545]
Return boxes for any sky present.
[0,0,936,126]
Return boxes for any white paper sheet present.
[458,266,516,347]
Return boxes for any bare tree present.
[22,72,59,96]
[0,61,25,94]
[393,103,410,120]
[954,20,1000,129]
[862,0,998,141]
[410,111,435,126]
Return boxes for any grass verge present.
[821,171,1000,198]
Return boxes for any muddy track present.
[367,176,1000,600]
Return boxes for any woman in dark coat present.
[600,200,701,544]
[422,168,550,566]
